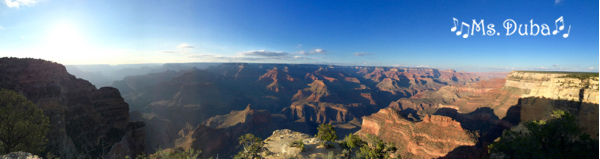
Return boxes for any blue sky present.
[0,0,597,72]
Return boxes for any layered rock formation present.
[0,57,143,158]
[505,71,599,104]
[358,108,477,158]
[389,78,522,120]
[175,105,275,158]
[108,121,146,158]
[504,71,599,137]
[109,63,492,156]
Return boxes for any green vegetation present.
[488,110,599,159]
[343,134,364,150]
[234,133,265,159]
[340,134,364,157]
[316,124,338,148]
[358,134,397,159]
[339,134,398,159]
[0,89,50,155]
[324,151,336,159]
[134,147,201,159]
[291,139,305,152]
[558,73,599,80]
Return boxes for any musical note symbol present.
[553,16,565,35]
[456,22,470,38]
[451,18,459,32]
[562,25,571,38]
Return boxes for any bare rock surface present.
[262,129,344,159]
[0,152,41,159]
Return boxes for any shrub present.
[291,139,305,152]
[358,134,397,159]
[135,147,201,159]
[234,133,265,159]
[488,110,599,159]
[316,124,337,148]
[0,89,50,155]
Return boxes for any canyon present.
[357,70,599,158]
[107,63,498,157]
[1,57,596,158]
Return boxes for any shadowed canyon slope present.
[358,70,598,158]
[505,71,599,137]
[0,57,144,158]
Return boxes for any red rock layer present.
[358,108,476,158]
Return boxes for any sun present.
[45,23,85,50]
[42,22,90,63]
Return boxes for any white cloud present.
[589,67,594,70]
[310,49,326,54]
[162,43,195,53]
[4,0,38,8]
[295,44,302,48]
[0,25,4,30]
[299,48,327,55]
[353,52,372,56]
[416,65,430,68]
[177,43,194,48]
[555,0,562,5]
[241,50,290,57]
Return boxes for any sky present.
[0,0,598,72]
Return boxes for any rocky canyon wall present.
[358,108,477,158]
[0,57,144,158]
[505,71,599,137]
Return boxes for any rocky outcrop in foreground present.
[0,57,144,158]
[262,129,344,159]
[0,152,41,159]
[358,108,477,158]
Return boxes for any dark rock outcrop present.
[175,105,274,158]
[107,121,146,159]
[0,57,144,158]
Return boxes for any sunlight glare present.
[42,22,92,63]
